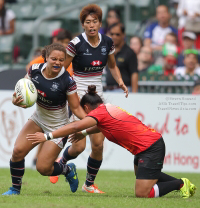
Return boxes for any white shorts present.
[29,113,68,149]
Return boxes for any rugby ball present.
[15,78,38,108]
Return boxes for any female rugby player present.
[50,4,129,193]
[27,85,196,198]
[2,43,86,195]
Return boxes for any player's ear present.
[83,105,89,113]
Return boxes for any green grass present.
[0,169,199,208]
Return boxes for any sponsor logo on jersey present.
[101,46,107,55]
[50,82,59,92]
[32,76,39,84]
[84,66,105,71]
[38,94,52,104]
[83,49,92,55]
[90,60,102,66]
[37,89,47,97]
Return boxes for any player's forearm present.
[86,126,101,134]
[71,106,87,119]
[52,122,81,138]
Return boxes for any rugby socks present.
[148,179,184,198]
[158,172,177,182]
[10,159,25,192]
[50,162,70,176]
[60,146,77,164]
[85,156,102,187]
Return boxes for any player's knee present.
[91,143,103,155]
[74,145,85,155]
[12,147,25,161]
[36,164,51,176]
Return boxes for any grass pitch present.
[0,168,199,208]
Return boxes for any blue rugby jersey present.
[27,63,77,126]
[67,32,115,77]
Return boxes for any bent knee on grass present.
[36,163,53,176]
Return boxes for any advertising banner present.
[0,90,199,172]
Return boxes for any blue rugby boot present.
[65,163,79,193]
[2,187,20,195]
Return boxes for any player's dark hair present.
[80,4,102,24]
[81,85,103,110]
[109,22,125,34]
[57,29,72,41]
[0,0,6,32]
[42,43,66,62]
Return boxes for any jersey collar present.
[41,63,65,80]
[82,32,102,48]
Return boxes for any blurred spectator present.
[51,28,63,43]
[192,79,200,95]
[0,0,15,35]
[129,36,143,57]
[106,23,138,92]
[165,32,178,45]
[57,29,72,48]
[99,8,120,35]
[144,5,178,51]
[147,43,178,75]
[154,32,178,65]
[177,31,200,66]
[177,0,200,49]
[175,49,200,80]
[138,46,153,73]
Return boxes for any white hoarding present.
[0,90,199,172]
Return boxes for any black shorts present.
[134,137,165,179]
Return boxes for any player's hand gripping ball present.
[14,78,38,108]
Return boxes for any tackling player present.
[27,85,196,198]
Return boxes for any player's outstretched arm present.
[27,117,97,144]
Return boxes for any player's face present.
[83,15,102,37]
[46,50,65,74]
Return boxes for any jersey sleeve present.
[67,36,80,57]
[66,76,77,95]
[108,39,115,55]
[87,105,106,124]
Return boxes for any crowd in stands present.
[0,0,200,94]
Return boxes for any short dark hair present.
[80,4,102,24]
[109,22,125,34]
[57,30,72,41]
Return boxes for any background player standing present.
[50,4,128,193]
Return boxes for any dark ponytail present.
[81,85,103,109]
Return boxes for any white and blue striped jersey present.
[27,63,77,126]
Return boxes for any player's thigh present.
[89,132,105,149]
[37,141,62,171]
[12,119,42,161]
[135,178,158,197]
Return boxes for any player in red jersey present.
[27,85,196,198]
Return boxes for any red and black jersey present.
[87,103,161,155]
[67,32,115,77]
